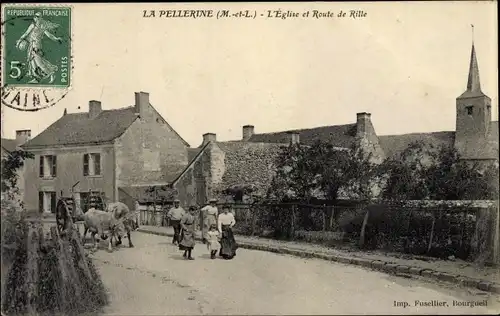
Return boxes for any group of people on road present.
[166,198,238,260]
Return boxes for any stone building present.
[20,92,190,213]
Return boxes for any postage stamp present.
[1,5,72,111]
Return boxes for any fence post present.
[290,204,296,239]
[251,205,257,236]
[359,207,370,248]
[427,210,436,253]
[322,205,327,231]
[329,206,336,230]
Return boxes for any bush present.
[1,215,109,315]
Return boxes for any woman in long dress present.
[218,205,238,260]
[201,199,218,244]
[178,206,197,260]
[16,12,63,84]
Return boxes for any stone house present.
[170,111,384,205]
[169,42,498,206]
[20,91,190,213]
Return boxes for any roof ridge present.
[254,123,356,135]
[103,106,135,112]
[66,106,135,116]
[379,130,455,137]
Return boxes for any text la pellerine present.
[142,9,367,19]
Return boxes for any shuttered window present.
[83,154,89,176]
[39,155,57,178]
[83,153,101,176]
[94,154,101,175]
[38,191,44,213]
[50,192,57,213]
[39,156,44,177]
[51,156,57,177]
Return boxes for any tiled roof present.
[1,138,17,153]
[378,131,456,159]
[214,141,286,197]
[22,107,138,148]
[248,124,357,147]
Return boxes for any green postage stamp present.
[1,5,72,110]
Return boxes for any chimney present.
[15,129,31,146]
[287,131,300,145]
[134,91,150,118]
[88,100,102,119]
[356,112,372,136]
[242,125,254,141]
[202,133,216,146]
[63,108,67,116]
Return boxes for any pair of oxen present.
[81,202,137,252]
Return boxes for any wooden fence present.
[140,200,499,264]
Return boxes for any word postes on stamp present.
[1,6,72,111]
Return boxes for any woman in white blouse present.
[217,205,238,259]
[201,198,218,244]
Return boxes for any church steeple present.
[455,27,492,159]
[459,25,486,99]
[466,44,481,93]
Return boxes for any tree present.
[267,140,379,232]
[379,141,432,200]
[317,141,379,202]
[1,149,34,204]
[267,143,319,202]
[380,141,499,200]
[425,145,499,200]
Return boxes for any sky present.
[1,1,498,148]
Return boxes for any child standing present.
[206,224,221,259]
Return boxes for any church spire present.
[466,25,481,93]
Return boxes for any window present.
[466,106,473,115]
[39,155,57,178]
[83,153,101,176]
[39,191,56,213]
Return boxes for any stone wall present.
[115,99,189,188]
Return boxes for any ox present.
[105,202,136,248]
[81,208,121,252]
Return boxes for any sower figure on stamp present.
[201,198,218,244]
[166,199,185,245]
[16,12,63,84]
